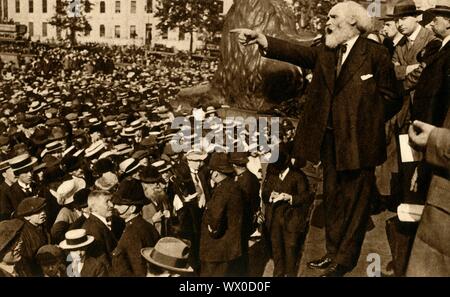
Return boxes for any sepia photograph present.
[0,0,448,283]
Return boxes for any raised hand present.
[229,28,268,49]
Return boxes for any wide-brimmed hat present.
[41,141,64,158]
[0,159,11,173]
[114,143,134,156]
[185,149,208,161]
[229,152,249,166]
[119,158,142,175]
[9,153,38,175]
[151,160,172,174]
[387,0,422,18]
[28,101,47,113]
[59,229,94,250]
[95,172,119,191]
[139,165,164,184]
[0,219,24,254]
[112,178,149,205]
[120,127,138,137]
[209,152,234,174]
[141,237,193,274]
[85,141,106,158]
[56,178,86,206]
[427,5,450,18]
[15,197,47,217]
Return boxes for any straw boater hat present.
[141,237,194,273]
[9,153,38,176]
[56,178,86,206]
[119,158,141,175]
[59,229,94,250]
[28,101,47,113]
[85,141,106,158]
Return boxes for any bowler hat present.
[139,165,163,183]
[387,0,422,18]
[141,237,193,273]
[0,219,24,254]
[209,152,234,174]
[112,178,149,205]
[229,152,249,166]
[15,197,47,217]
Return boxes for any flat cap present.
[0,219,24,254]
[15,197,47,217]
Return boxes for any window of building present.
[130,1,136,13]
[15,0,20,13]
[42,22,47,37]
[42,0,47,13]
[115,1,120,13]
[115,25,120,38]
[130,25,136,38]
[100,24,105,37]
[84,28,90,36]
[28,22,33,37]
[56,27,61,39]
[178,29,185,41]
[145,0,152,13]
[100,1,105,13]
[161,28,168,40]
[3,0,9,19]
[28,0,33,13]
[218,1,224,14]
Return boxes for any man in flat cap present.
[16,197,50,276]
[111,178,160,277]
[0,219,24,277]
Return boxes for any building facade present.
[4,0,233,51]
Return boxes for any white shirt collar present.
[408,25,421,42]
[340,35,360,65]
[279,167,290,181]
[441,35,450,50]
[18,180,31,189]
[92,213,111,230]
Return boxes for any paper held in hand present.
[397,203,425,222]
[399,134,422,163]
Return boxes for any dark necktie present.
[336,44,348,77]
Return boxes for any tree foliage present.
[290,0,340,33]
[48,0,93,45]
[154,0,224,53]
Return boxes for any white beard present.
[325,24,358,49]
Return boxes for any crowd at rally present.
[1,0,449,278]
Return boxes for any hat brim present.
[426,8,450,17]
[59,179,86,206]
[59,235,94,250]
[12,157,38,175]
[85,144,106,158]
[386,11,422,18]
[140,247,194,274]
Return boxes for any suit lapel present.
[320,47,337,94]
[426,42,450,67]
[335,37,367,95]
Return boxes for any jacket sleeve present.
[425,127,450,170]
[290,171,311,207]
[265,36,318,70]
[375,46,403,121]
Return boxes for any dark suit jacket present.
[82,214,118,266]
[265,36,401,171]
[200,177,244,263]
[8,182,36,215]
[262,167,312,234]
[235,170,261,239]
[412,42,450,127]
[111,215,160,277]
[80,256,108,277]
[20,220,50,276]
[0,182,14,221]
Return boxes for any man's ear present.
[130,205,136,214]
[348,15,357,26]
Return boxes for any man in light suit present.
[232,0,401,276]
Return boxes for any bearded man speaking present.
[231,1,401,276]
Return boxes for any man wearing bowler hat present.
[16,197,50,276]
[199,153,246,277]
[111,178,160,276]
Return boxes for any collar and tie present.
[336,43,348,77]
